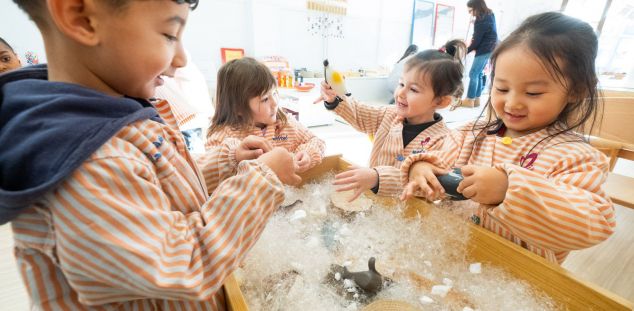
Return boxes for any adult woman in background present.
[451,0,497,110]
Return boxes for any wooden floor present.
[1,204,633,308]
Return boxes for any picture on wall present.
[410,0,435,49]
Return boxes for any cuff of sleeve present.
[324,96,347,110]
[399,152,447,187]
[225,139,240,168]
[370,168,380,194]
[238,159,282,186]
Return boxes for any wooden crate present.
[224,155,633,310]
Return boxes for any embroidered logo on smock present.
[273,135,288,141]
[396,154,405,162]
[520,152,538,170]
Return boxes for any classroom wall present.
[0,0,564,92]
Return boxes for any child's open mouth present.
[505,112,525,121]
[155,75,165,86]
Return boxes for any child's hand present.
[312,81,338,104]
[401,161,448,201]
[257,147,302,186]
[294,151,311,173]
[333,165,378,202]
[457,165,508,205]
[236,135,272,163]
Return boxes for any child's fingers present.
[333,176,357,186]
[286,173,302,186]
[456,176,474,193]
[334,170,355,179]
[400,182,415,201]
[347,189,364,202]
[413,176,435,199]
[313,95,325,104]
[336,183,358,192]
[460,184,477,199]
[460,165,476,176]
[425,171,444,195]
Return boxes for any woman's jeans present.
[466,53,491,99]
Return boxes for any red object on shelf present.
[294,82,315,92]
[220,48,245,64]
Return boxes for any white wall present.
[0,0,565,91]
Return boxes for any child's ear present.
[47,0,100,46]
[435,95,453,109]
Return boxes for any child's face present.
[0,44,21,74]
[394,69,438,124]
[249,88,279,127]
[88,1,189,98]
[491,46,569,138]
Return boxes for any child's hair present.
[0,37,15,53]
[13,0,199,25]
[208,57,288,136]
[403,39,466,100]
[474,12,601,144]
[467,0,493,18]
[397,44,418,63]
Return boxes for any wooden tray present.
[223,155,633,310]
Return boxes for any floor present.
[1,103,633,308]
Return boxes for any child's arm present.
[198,130,272,193]
[488,146,616,252]
[289,117,325,170]
[400,128,468,199]
[316,81,389,135]
[47,153,286,303]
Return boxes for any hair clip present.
[438,47,447,53]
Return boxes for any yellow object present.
[323,59,348,97]
[501,136,513,145]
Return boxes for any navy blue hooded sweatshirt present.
[0,65,160,225]
[467,13,498,56]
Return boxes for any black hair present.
[0,37,15,52]
[403,39,466,99]
[467,0,493,19]
[397,44,418,63]
[470,12,601,152]
[12,0,199,25]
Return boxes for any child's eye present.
[495,88,509,93]
[526,92,544,96]
[163,34,178,42]
[410,87,419,93]
[1,56,11,63]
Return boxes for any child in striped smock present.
[205,57,325,184]
[0,1,301,310]
[316,40,466,201]
[401,12,615,264]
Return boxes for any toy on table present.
[437,168,467,201]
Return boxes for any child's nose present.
[172,42,187,69]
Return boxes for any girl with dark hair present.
[317,40,466,201]
[0,37,22,74]
[401,12,614,264]
[452,0,498,110]
[206,57,325,173]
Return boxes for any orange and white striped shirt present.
[204,115,325,186]
[401,122,616,264]
[331,97,451,196]
[10,99,285,310]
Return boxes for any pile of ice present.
[237,177,557,311]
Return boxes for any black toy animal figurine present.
[437,167,467,200]
[341,257,384,295]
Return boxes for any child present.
[401,12,615,264]
[206,57,325,178]
[0,37,22,74]
[0,1,300,309]
[316,40,466,201]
